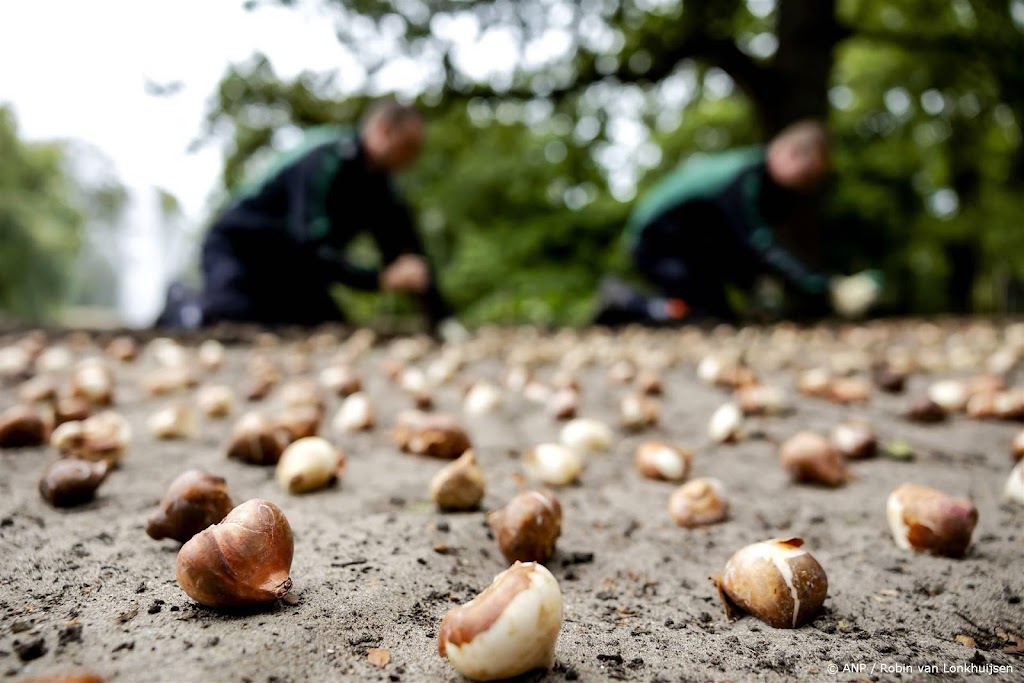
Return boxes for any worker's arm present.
[724,171,830,297]
[368,183,454,326]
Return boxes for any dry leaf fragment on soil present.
[367,648,391,668]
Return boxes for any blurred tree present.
[0,108,129,322]
[195,0,1024,323]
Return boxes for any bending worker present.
[158,100,456,331]
[594,120,879,325]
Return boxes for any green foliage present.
[0,107,85,321]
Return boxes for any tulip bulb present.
[197,339,226,372]
[886,484,978,557]
[227,412,290,465]
[1004,462,1023,505]
[176,499,294,608]
[559,418,612,454]
[197,385,235,418]
[439,561,562,681]
[634,442,692,482]
[0,405,50,448]
[275,405,323,443]
[147,404,199,440]
[928,380,967,413]
[826,376,871,404]
[275,437,345,494]
[141,366,198,397]
[830,419,877,460]
[713,537,828,629]
[547,387,579,420]
[318,364,362,397]
[522,443,583,486]
[332,392,376,434]
[105,335,138,362]
[39,459,110,507]
[620,393,660,430]
[146,470,234,543]
[735,384,791,416]
[35,345,73,374]
[18,376,57,403]
[70,359,114,406]
[430,450,486,511]
[488,490,562,564]
[50,411,131,465]
[634,371,663,396]
[779,431,847,487]
[668,478,728,527]
[708,402,744,443]
[464,381,502,416]
[796,368,831,398]
[904,396,947,423]
[1013,430,1024,462]
[394,412,472,459]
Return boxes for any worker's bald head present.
[767,120,831,192]
[361,100,425,172]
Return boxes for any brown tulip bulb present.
[226,412,290,465]
[668,478,729,528]
[430,450,486,511]
[0,405,49,448]
[488,490,562,564]
[620,393,660,430]
[735,384,791,416]
[634,371,664,396]
[904,396,947,423]
[887,484,978,558]
[714,537,828,629]
[53,396,92,426]
[105,335,138,362]
[176,499,294,608]
[871,363,907,393]
[547,387,579,421]
[826,377,871,404]
[18,673,105,683]
[319,364,362,397]
[779,431,848,487]
[146,470,235,543]
[634,442,692,482]
[39,459,110,507]
[1013,429,1024,462]
[830,419,877,460]
[50,411,131,465]
[275,405,323,443]
[394,412,472,459]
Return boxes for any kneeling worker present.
[594,120,880,325]
[158,100,459,334]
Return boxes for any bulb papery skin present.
[714,538,828,629]
[438,561,562,681]
[488,490,562,564]
[668,478,728,527]
[176,499,294,608]
[886,484,978,557]
[431,450,486,511]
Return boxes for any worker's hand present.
[380,255,430,294]
[830,270,883,318]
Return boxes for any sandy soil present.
[1,321,1022,683]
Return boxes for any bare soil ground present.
[1,320,1022,683]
